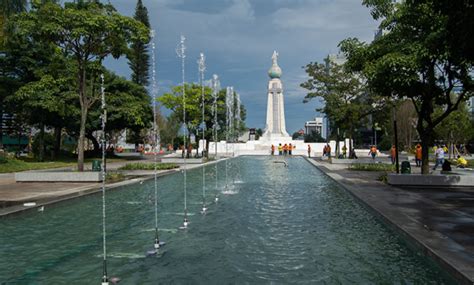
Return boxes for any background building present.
[305,117,324,137]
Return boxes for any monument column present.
[262,51,290,140]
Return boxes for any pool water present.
[0,156,455,284]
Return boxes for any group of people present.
[271,143,295,156]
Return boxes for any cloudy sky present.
[105,0,379,133]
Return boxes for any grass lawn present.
[348,163,395,172]
[0,157,128,173]
[0,159,74,173]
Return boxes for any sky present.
[105,0,379,134]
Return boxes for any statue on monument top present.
[272,50,279,65]
[268,50,282,79]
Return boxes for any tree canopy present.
[340,0,473,173]
[159,83,246,148]
[9,1,149,170]
[301,56,387,151]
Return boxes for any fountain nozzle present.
[154,238,160,249]
[183,217,189,228]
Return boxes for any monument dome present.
[268,63,282,79]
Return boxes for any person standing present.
[289,143,293,155]
[415,144,422,167]
[342,145,347,158]
[390,145,396,164]
[326,144,332,158]
[283,144,288,155]
[369,145,377,160]
[433,145,445,170]
[278,143,283,155]
[187,144,192,159]
[307,144,311,158]
[271,144,275,156]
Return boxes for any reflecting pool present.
[0,156,455,284]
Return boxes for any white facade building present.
[304,117,324,137]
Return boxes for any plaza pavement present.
[307,158,474,285]
[0,157,211,217]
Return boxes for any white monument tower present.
[262,51,290,141]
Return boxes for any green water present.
[0,157,455,284]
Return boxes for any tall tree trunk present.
[418,119,434,174]
[53,126,62,160]
[78,107,87,171]
[38,121,45,162]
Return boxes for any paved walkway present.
[307,158,474,285]
[0,158,215,217]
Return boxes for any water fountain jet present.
[198,52,208,215]
[176,35,189,229]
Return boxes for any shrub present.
[118,162,179,171]
[348,163,395,172]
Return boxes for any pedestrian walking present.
[390,145,396,164]
[432,145,445,170]
[415,144,422,167]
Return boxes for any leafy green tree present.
[301,56,386,154]
[159,84,246,151]
[0,0,27,43]
[12,75,74,161]
[128,0,150,86]
[12,2,149,170]
[86,72,152,152]
[304,131,325,143]
[1,13,72,156]
[340,0,474,174]
[434,103,474,148]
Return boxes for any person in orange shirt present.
[415,144,422,167]
[289,143,293,155]
[283,144,288,155]
[390,145,396,164]
[271,144,275,156]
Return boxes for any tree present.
[1,12,71,156]
[0,0,27,43]
[159,84,246,151]
[11,75,74,161]
[128,0,150,86]
[12,2,149,170]
[87,72,152,151]
[340,0,474,174]
[304,131,325,143]
[434,103,474,151]
[301,56,386,155]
